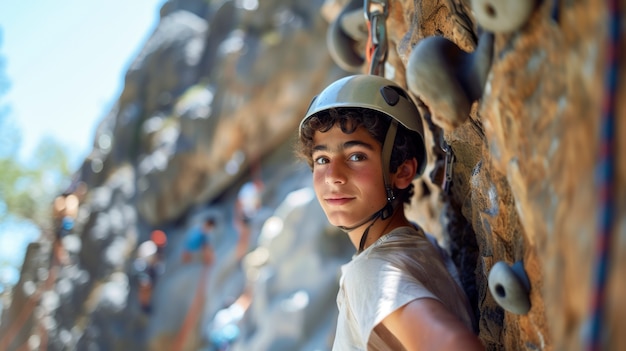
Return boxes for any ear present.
[392,158,418,190]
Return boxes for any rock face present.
[1,0,624,350]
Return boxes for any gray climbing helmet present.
[300,74,427,177]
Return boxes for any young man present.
[297,75,484,351]
[182,217,216,266]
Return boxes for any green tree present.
[0,134,71,229]
[0,27,71,292]
[0,28,71,230]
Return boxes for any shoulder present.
[341,238,440,310]
[362,226,437,265]
[344,226,433,278]
[380,225,429,245]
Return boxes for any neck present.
[347,207,410,252]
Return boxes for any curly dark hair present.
[296,107,423,204]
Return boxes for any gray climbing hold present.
[326,0,366,73]
[406,31,493,131]
[488,260,531,315]
[471,0,537,33]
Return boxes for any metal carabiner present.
[364,0,389,76]
[443,151,455,193]
[440,139,455,193]
[364,0,389,21]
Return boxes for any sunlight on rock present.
[225,150,245,175]
[142,116,164,135]
[237,0,258,11]
[41,290,60,313]
[105,237,128,267]
[22,280,36,296]
[98,272,129,313]
[275,187,315,218]
[258,216,284,246]
[27,334,40,350]
[56,278,73,298]
[36,267,49,282]
[280,290,309,312]
[219,30,245,56]
[62,234,82,254]
[98,133,112,151]
[90,158,103,173]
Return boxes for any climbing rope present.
[586,1,620,350]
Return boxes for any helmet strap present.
[357,215,380,254]
[337,209,383,233]
[381,119,398,198]
[355,190,398,253]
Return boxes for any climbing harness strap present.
[365,0,389,76]
[381,119,398,206]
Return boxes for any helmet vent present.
[380,86,400,106]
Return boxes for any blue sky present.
[0,0,167,291]
[0,0,167,168]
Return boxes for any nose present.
[325,161,347,184]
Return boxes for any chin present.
[326,214,357,228]
[323,212,342,227]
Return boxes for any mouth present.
[324,195,354,206]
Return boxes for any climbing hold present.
[488,260,531,315]
[471,0,537,33]
[326,0,366,73]
[406,31,494,131]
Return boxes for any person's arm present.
[382,298,484,351]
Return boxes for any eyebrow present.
[312,140,376,153]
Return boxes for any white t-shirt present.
[332,226,475,351]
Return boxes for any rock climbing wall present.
[336,0,625,349]
[1,0,624,350]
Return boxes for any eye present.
[314,156,329,165]
[348,153,367,162]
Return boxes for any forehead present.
[312,124,380,149]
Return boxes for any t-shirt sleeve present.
[343,257,440,346]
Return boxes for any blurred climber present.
[182,216,216,266]
[134,230,168,314]
[174,217,218,351]
[233,179,263,261]
[63,178,88,203]
[51,192,80,265]
[151,229,168,261]
[206,291,252,351]
[296,75,484,350]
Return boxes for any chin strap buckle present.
[381,187,395,220]
[386,186,395,202]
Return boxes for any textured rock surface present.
[1,0,624,350]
